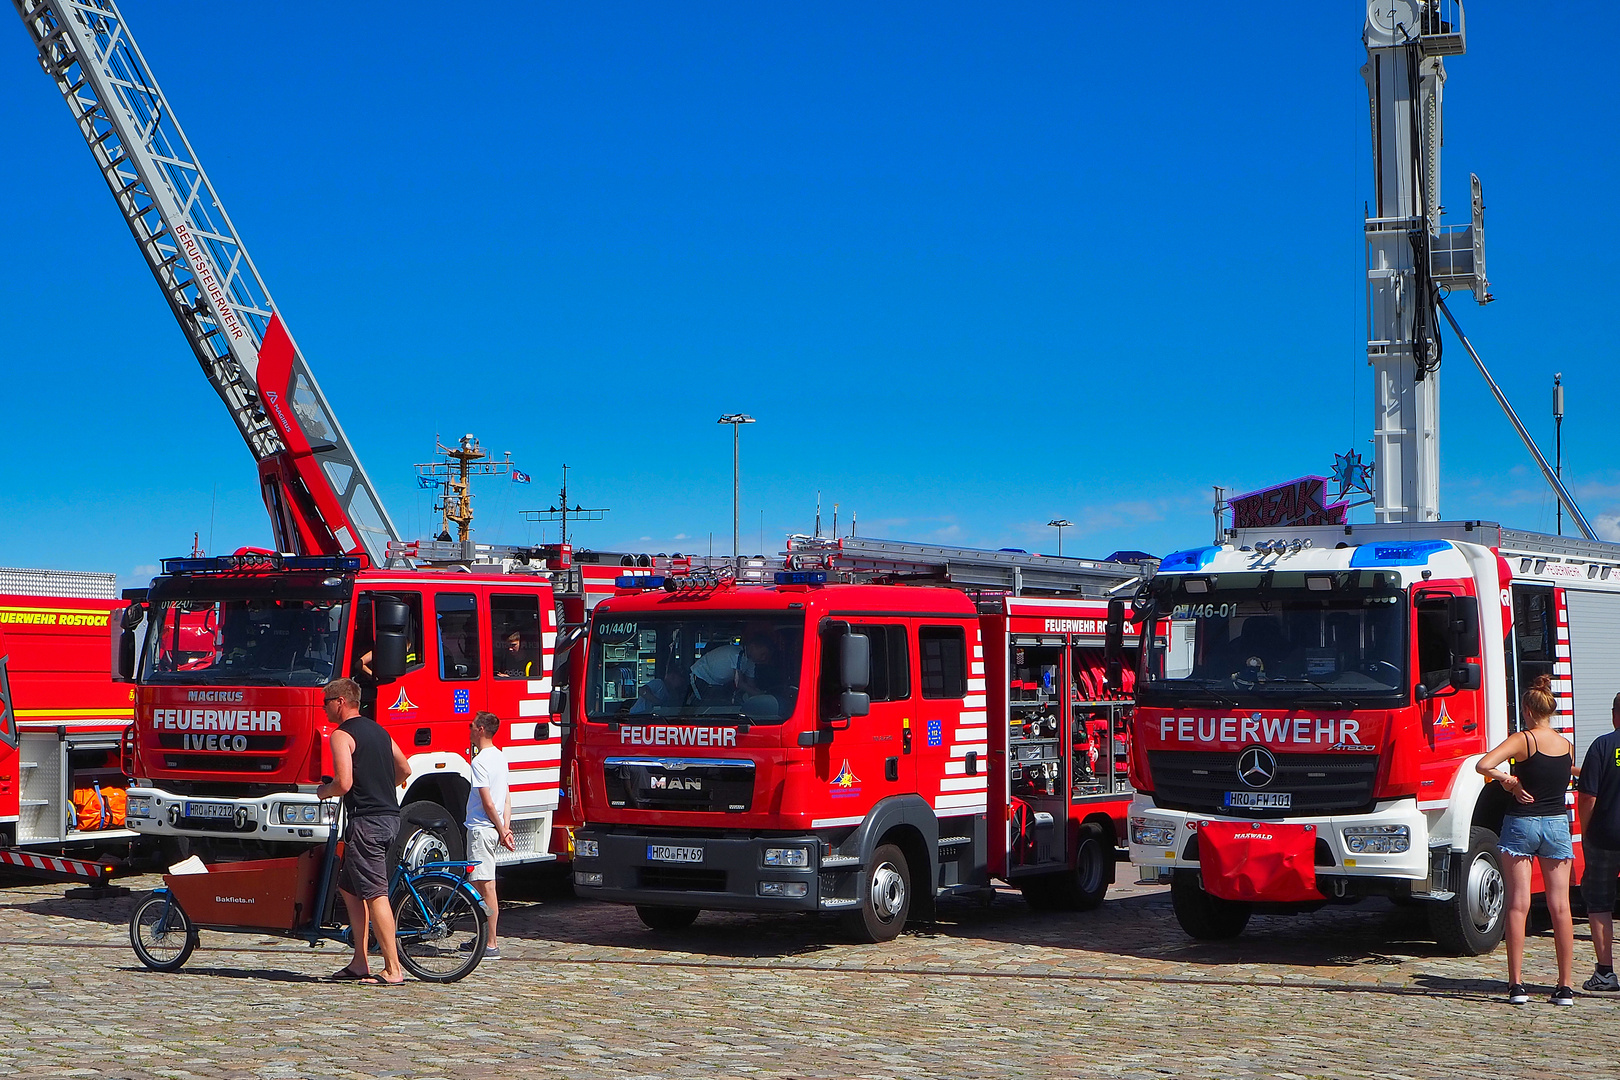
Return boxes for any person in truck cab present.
[629,665,689,714]
[496,629,534,679]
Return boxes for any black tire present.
[394,874,487,983]
[1171,868,1251,940]
[635,905,701,931]
[387,800,466,875]
[129,892,197,972]
[1026,824,1111,912]
[1429,825,1506,957]
[844,842,911,943]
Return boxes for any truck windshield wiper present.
[1166,687,1239,707]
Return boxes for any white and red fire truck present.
[0,567,134,883]
[571,537,1153,941]
[1124,524,1620,955]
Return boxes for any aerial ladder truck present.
[9,0,593,869]
[1121,1,1620,957]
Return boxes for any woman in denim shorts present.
[1476,675,1575,1005]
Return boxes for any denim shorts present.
[1498,813,1574,860]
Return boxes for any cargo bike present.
[126,811,488,983]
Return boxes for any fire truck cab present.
[573,553,1148,942]
[117,551,569,870]
[1125,521,1620,955]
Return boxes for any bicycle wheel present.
[394,874,486,983]
[129,892,197,972]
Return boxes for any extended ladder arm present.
[13,0,399,564]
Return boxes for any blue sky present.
[2,3,1616,586]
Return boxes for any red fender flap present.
[1197,821,1320,902]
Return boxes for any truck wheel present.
[636,905,700,931]
[845,843,911,943]
[1429,826,1506,956]
[1018,826,1111,911]
[129,892,197,972]
[388,801,465,874]
[1171,868,1251,940]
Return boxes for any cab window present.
[491,594,541,679]
[350,591,424,677]
[436,593,481,680]
[919,625,967,699]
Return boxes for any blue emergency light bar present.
[161,554,363,575]
[774,571,827,586]
[615,575,667,590]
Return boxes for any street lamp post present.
[718,413,755,570]
[1047,518,1073,557]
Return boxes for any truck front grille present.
[1148,750,1380,817]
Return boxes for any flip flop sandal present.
[328,968,368,981]
[357,976,406,987]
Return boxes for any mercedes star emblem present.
[1237,746,1278,788]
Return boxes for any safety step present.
[938,836,971,847]
[819,855,861,869]
[818,897,860,910]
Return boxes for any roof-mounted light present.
[615,575,666,590]
[160,554,361,575]
[774,571,827,586]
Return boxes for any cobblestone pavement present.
[1,870,1616,1079]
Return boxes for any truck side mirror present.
[1104,598,1125,691]
[1450,661,1482,691]
[371,596,410,681]
[840,631,870,692]
[1448,596,1480,658]
[549,686,569,716]
[840,690,870,718]
[112,603,144,682]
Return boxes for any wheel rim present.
[135,900,187,963]
[400,826,450,871]
[869,860,906,923]
[1076,840,1105,893]
[1467,851,1505,933]
[396,880,482,979]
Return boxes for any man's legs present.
[338,887,371,976]
[1593,912,1615,968]
[473,878,500,949]
[365,892,405,983]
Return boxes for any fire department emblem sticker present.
[829,760,862,799]
[387,688,419,713]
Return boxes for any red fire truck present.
[571,537,1153,941]
[0,567,135,880]
[1123,522,1620,955]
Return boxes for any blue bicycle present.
[128,823,487,982]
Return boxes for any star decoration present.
[1332,449,1374,497]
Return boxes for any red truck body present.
[572,573,1144,939]
[0,571,133,855]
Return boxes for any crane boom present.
[13,0,399,565]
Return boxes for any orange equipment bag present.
[1196,820,1320,903]
[71,781,127,831]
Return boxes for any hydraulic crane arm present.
[13,0,399,565]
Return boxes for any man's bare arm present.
[316,729,354,800]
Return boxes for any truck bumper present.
[1126,795,1430,885]
[122,787,336,843]
[573,827,825,913]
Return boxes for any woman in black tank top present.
[1476,675,1575,1004]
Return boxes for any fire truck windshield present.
[586,613,804,724]
[1139,571,1407,705]
[141,595,349,687]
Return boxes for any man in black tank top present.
[316,678,410,985]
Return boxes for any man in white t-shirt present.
[465,711,514,958]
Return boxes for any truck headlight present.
[763,846,810,868]
[1130,816,1177,848]
[126,796,152,819]
[1342,825,1410,854]
[575,838,600,859]
[758,881,808,898]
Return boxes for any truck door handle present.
[885,757,899,782]
[965,751,978,776]
[1461,723,1477,732]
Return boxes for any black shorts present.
[339,814,398,901]
[1582,845,1620,914]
